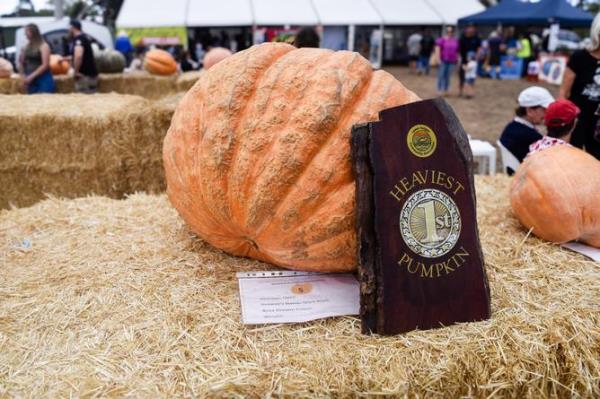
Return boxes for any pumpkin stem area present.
[245,237,259,251]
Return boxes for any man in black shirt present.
[418,28,435,75]
[68,20,98,93]
[499,87,555,174]
[458,24,481,97]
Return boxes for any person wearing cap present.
[528,99,579,156]
[68,19,98,93]
[499,86,555,172]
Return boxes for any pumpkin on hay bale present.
[163,42,420,272]
[0,56,14,78]
[144,49,178,76]
[203,46,232,70]
[0,176,598,397]
[94,49,126,74]
[49,54,70,75]
[510,145,600,247]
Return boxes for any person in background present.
[528,99,579,156]
[458,24,481,97]
[179,49,198,72]
[499,86,555,173]
[293,27,320,48]
[194,41,205,67]
[407,30,422,74]
[516,32,532,77]
[114,30,133,65]
[559,12,600,160]
[435,25,459,96]
[462,51,478,98]
[418,28,435,75]
[68,20,98,93]
[486,30,504,79]
[18,23,55,94]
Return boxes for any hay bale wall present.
[0,77,25,94]
[0,176,598,397]
[0,93,173,209]
[176,70,203,92]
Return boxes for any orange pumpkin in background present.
[203,47,232,70]
[510,145,600,247]
[144,49,177,75]
[49,55,70,75]
[163,43,420,272]
[0,57,14,78]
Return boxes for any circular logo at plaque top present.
[407,124,437,158]
[399,189,461,258]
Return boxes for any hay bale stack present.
[0,93,170,209]
[176,70,203,92]
[0,77,24,94]
[98,71,178,99]
[53,74,75,93]
[0,175,598,397]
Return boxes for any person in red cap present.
[528,99,580,156]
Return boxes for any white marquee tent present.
[116,0,485,29]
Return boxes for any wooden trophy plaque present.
[351,98,491,335]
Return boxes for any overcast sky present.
[0,0,49,16]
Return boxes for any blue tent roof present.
[458,0,595,27]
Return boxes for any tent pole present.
[348,25,355,52]
[54,0,64,20]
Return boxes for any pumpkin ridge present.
[234,50,339,226]
[195,44,294,235]
[226,45,311,224]
[250,54,374,238]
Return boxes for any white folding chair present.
[497,140,521,174]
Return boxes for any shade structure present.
[116,0,188,27]
[370,0,443,25]
[252,0,319,26]
[312,0,382,25]
[187,0,254,27]
[458,0,595,27]
[425,0,484,25]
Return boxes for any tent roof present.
[458,0,594,27]
[425,0,484,25]
[116,0,188,27]
[370,0,443,25]
[252,0,319,25]
[187,0,253,26]
[312,0,382,25]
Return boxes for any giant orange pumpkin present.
[510,145,600,247]
[49,54,70,75]
[203,47,232,70]
[163,43,419,272]
[145,49,177,75]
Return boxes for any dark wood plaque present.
[351,98,491,335]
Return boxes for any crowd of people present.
[499,13,600,164]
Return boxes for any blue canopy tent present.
[458,0,594,27]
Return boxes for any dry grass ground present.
[1,176,598,398]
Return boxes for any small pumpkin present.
[510,145,600,247]
[0,57,14,78]
[49,54,70,75]
[144,49,177,75]
[163,43,420,272]
[203,47,232,70]
[94,49,126,73]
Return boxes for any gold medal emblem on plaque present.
[407,124,437,158]
[400,189,461,258]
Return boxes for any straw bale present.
[53,74,75,93]
[0,93,169,209]
[1,175,598,397]
[97,71,178,99]
[176,70,203,92]
[0,77,24,94]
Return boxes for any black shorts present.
[409,55,419,61]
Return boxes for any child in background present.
[528,99,579,156]
[462,51,478,98]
